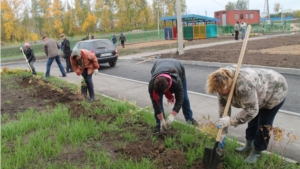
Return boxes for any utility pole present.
[263,0,270,31]
[176,0,184,55]
[281,5,283,23]
[157,0,160,36]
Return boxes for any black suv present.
[72,39,118,67]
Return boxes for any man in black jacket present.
[60,34,73,73]
[148,58,198,133]
[119,33,126,48]
[20,43,36,75]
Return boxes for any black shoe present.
[153,125,160,133]
[59,75,67,77]
[89,98,94,103]
[187,118,198,125]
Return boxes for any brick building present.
[214,10,260,26]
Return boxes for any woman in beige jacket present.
[206,66,288,164]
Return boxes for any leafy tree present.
[1,0,15,41]
[52,0,64,35]
[100,5,110,32]
[236,0,247,10]
[274,3,281,14]
[31,0,44,36]
[225,2,236,10]
[82,12,98,33]
[0,0,192,42]
[294,11,300,18]
[62,4,76,37]
[74,0,85,27]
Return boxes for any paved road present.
[4,59,299,113]
[98,59,300,113]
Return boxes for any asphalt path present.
[2,59,299,113]
[98,59,299,113]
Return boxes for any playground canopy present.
[161,14,219,23]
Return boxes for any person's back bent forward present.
[148,58,198,133]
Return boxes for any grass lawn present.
[1,68,299,169]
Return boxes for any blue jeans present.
[242,29,246,40]
[82,68,94,99]
[155,79,194,125]
[45,55,66,77]
[246,99,285,151]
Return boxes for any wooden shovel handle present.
[216,25,252,142]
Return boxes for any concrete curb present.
[131,58,300,76]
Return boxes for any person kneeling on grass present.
[148,58,198,133]
[206,66,288,164]
[70,49,99,102]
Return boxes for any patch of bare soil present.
[160,35,300,69]
[1,76,83,118]
[1,75,223,168]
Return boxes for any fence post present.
[70,38,73,49]
[289,21,291,33]
[128,32,130,43]
[159,29,162,39]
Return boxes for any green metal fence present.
[1,30,165,59]
[216,21,297,35]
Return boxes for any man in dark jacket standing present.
[43,36,67,78]
[60,34,73,73]
[234,21,240,40]
[20,43,36,75]
[148,58,198,133]
[119,33,126,48]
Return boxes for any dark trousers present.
[29,61,36,75]
[64,54,73,72]
[121,41,125,48]
[246,99,285,151]
[235,31,239,40]
[82,68,94,99]
[155,79,194,125]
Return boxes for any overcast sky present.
[185,0,300,17]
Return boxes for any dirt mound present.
[1,76,83,117]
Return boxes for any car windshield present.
[92,40,113,49]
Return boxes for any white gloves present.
[166,111,177,126]
[157,113,168,132]
[160,119,168,132]
[20,47,23,51]
[93,69,98,75]
[217,116,232,129]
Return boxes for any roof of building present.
[161,14,219,22]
